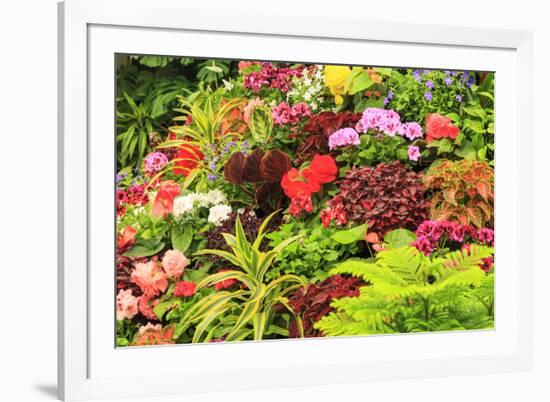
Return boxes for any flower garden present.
[115,56,495,346]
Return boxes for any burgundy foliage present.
[224,149,291,212]
[294,111,361,163]
[323,161,430,236]
[288,275,365,338]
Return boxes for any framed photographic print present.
[58,0,533,400]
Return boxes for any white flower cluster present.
[287,66,325,111]
[207,204,233,226]
[172,189,232,226]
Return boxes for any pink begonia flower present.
[407,145,421,161]
[116,289,138,320]
[131,261,168,296]
[161,249,190,278]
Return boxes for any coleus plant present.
[288,274,365,338]
[224,148,292,212]
[423,159,494,228]
[321,161,429,237]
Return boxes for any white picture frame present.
[58,0,533,400]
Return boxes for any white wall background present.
[0,0,547,401]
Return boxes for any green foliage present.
[387,69,494,165]
[266,222,363,282]
[330,224,368,244]
[248,106,274,144]
[122,237,165,258]
[174,211,307,342]
[118,203,170,240]
[383,229,417,249]
[335,132,414,168]
[315,245,494,336]
[116,59,192,168]
[168,89,245,150]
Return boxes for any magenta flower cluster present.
[412,220,494,255]
[143,152,169,176]
[328,127,361,150]
[272,102,311,126]
[243,62,304,93]
[355,108,423,140]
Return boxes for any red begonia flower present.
[425,113,460,144]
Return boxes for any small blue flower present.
[444,70,451,76]
[386,90,394,100]
[412,70,422,82]
[209,161,216,170]
[423,69,431,75]
[444,77,452,86]
[426,80,434,89]
[207,173,217,181]
[424,91,433,101]
[467,76,475,88]
[455,94,463,102]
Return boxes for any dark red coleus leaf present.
[259,149,292,182]
[241,148,265,183]
[324,161,429,236]
[288,275,365,338]
[224,152,246,185]
[255,182,283,213]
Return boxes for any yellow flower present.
[324,65,351,105]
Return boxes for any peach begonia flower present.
[116,289,138,320]
[132,323,175,346]
[131,261,168,296]
[161,249,190,278]
[138,294,159,320]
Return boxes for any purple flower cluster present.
[271,102,311,126]
[383,89,394,106]
[143,152,169,176]
[355,108,424,140]
[328,127,361,150]
[412,220,494,255]
[243,62,304,93]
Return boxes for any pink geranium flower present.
[407,145,421,161]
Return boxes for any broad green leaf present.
[123,239,165,257]
[153,301,176,320]
[383,229,416,249]
[348,71,374,95]
[331,224,368,244]
[171,223,194,253]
